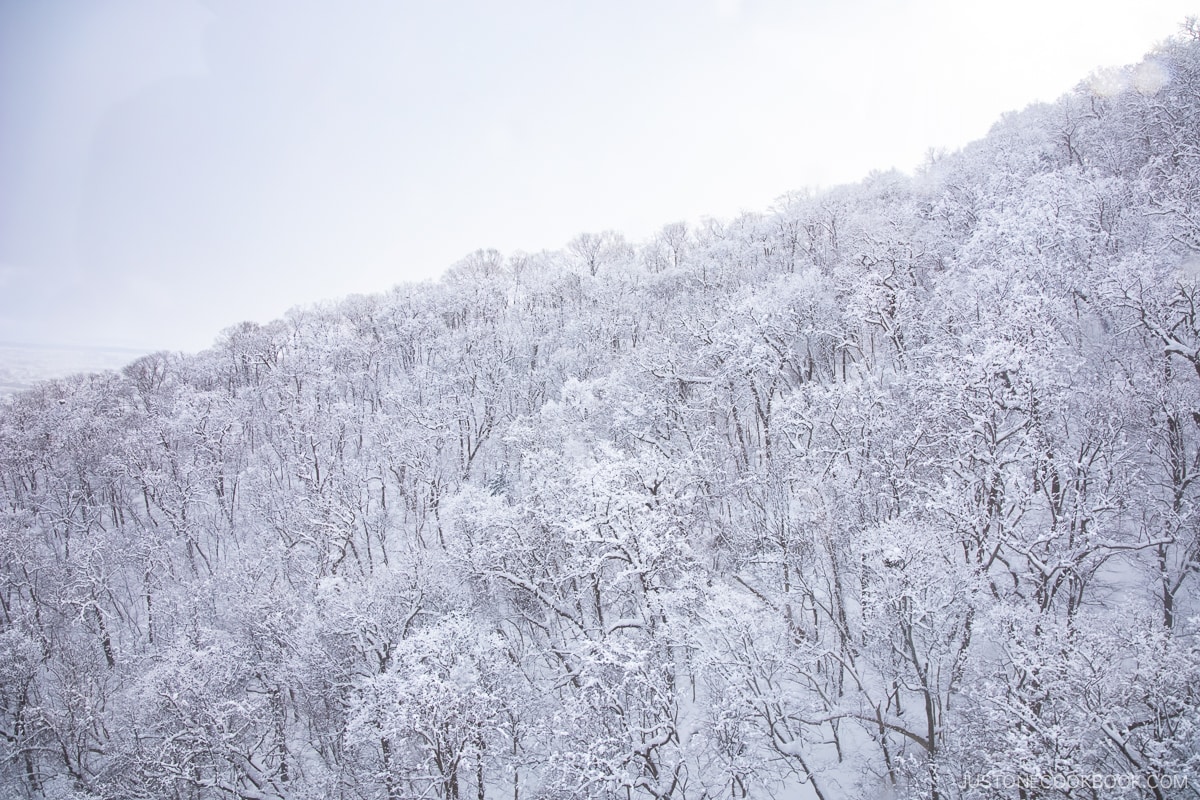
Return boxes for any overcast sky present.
[1,0,1195,354]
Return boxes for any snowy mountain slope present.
[1,28,1199,800]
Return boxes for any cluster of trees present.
[3,27,1200,800]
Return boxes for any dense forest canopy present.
[3,25,1200,800]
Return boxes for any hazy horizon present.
[2,0,1195,358]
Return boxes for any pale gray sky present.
[1,0,1195,353]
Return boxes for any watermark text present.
[960,772,1190,792]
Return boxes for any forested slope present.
[3,29,1200,800]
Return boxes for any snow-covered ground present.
[0,342,150,397]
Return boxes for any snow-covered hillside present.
[1,28,1199,800]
